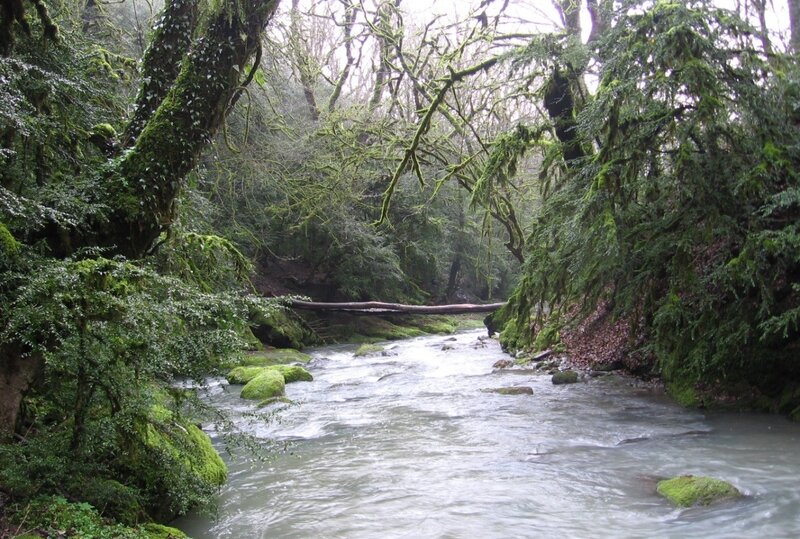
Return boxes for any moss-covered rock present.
[413,316,459,334]
[552,370,579,385]
[226,366,266,385]
[251,308,314,349]
[354,343,385,357]
[241,326,265,351]
[142,523,189,539]
[656,475,741,507]
[238,348,312,366]
[144,422,227,487]
[267,364,313,383]
[240,369,285,400]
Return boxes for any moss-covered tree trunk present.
[0,0,280,438]
[0,345,43,441]
[89,0,280,258]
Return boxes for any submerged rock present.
[355,343,385,357]
[493,359,514,369]
[258,396,295,407]
[241,369,286,400]
[656,475,741,507]
[552,370,579,385]
[482,386,534,395]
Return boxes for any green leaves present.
[501,1,800,401]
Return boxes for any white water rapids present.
[176,329,800,538]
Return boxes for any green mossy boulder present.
[228,364,312,386]
[240,369,285,400]
[144,423,227,487]
[355,343,385,357]
[656,475,741,507]
[267,364,313,383]
[251,309,313,349]
[552,370,579,385]
[142,523,189,538]
[238,348,312,366]
[226,366,266,385]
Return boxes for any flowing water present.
[176,330,800,539]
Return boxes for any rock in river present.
[656,475,741,507]
[482,386,534,395]
[552,370,579,385]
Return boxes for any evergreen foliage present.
[498,1,800,407]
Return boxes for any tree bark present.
[89,0,280,258]
[790,0,800,52]
[1,0,281,436]
[0,345,43,441]
[290,0,320,120]
[121,0,200,147]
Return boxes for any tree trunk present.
[86,0,281,258]
[790,0,800,52]
[290,299,506,314]
[1,0,281,435]
[0,346,43,441]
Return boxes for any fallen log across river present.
[288,299,506,315]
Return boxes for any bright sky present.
[400,0,792,47]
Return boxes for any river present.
[176,329,800,538]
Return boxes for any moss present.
[656,475,741,507]
[141,523,189,539]
[143,415,227,487]
[241,326,265,351]
[183,425,227,486]
[226,366,265,385]
[667,379,700,408]
[409,315,460,335]
[552,370,579,385]
[144,424,226,487]
[228,365,312,384]
[533,322,561,351]
[240,369,285,400]
[498,320,523,351]
[266,364,313,383]
[251,309,314,349]
[238,348,312,366]
[0,222,21,255]
[355,343,385,357]
[91,123,117,139]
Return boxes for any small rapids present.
[176,330,800,539]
